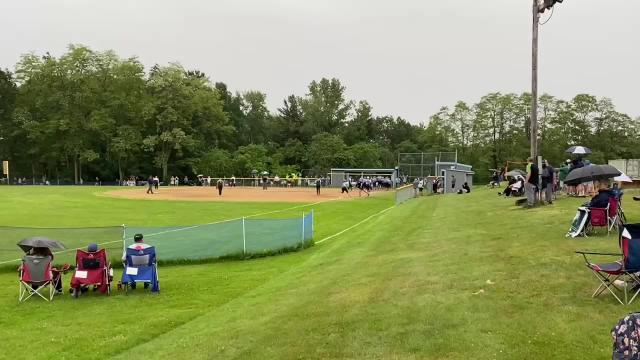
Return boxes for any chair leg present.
[590,271,625,305]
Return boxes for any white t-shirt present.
[342,181,349,188]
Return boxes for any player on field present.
[216,178,224,196]
[341,180,351,196]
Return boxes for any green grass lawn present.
[0,185,636,359]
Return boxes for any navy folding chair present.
[121,246,159,293]
[577,224,640,305]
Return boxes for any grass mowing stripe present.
[315,205,396,244]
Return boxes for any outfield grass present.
[0,185,637,359]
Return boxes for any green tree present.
[194,149,232,176]
[308,133,353,173]
[349,142,382,168]
[300,78,352,136]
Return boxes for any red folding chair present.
[70,249,112,297]
[608,197,621,232]
[19,255,57,302]
[588,205,610,235]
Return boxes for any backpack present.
[612,313,640,359]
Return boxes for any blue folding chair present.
[121,247,159,293]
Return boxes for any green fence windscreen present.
[0,226,123,265]
[0,212,314,266]
[124,212,314,261]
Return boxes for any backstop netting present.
[395,184,416,205]
[124,212,314,261]
[397,152,457,181]
[0,226,124,265]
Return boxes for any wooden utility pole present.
[531,0,539,159]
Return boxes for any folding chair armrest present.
[575,251,621,256]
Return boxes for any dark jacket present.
[589,189,613,209]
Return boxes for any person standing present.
[153,176,159,190]
[216,178,224,196]
[230,175,236,187]
[541,160,555,204]
[525,157,539,208]
[413,178,419,197]
[146,175,154,194]
[262,173,268,190]
[341,180,351,196]
[315,178,321,195]
[558,160,570,193]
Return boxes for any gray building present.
[435,162,474,194]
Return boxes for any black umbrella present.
[564,164,621,185]
[17,237,66,253]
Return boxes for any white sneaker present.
[614,280,627,287]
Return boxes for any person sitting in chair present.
[75,243,109,295]
[499,176,523,197]
[587,182,613,208]
[123,234,152,290]
[22,247,65,294]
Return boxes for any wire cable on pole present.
[539,6,554,26]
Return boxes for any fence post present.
[121,224,126,255]
[301,212,305,246]
[242,217,246,255]
[311,209,314,238]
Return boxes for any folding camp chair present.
[608,197,621,232]
[576,224,640,305]
[70,249,112,297]
[121,246,159,293]
[617,193,628,224]
[19,255,58,302]
[587,205,610,235]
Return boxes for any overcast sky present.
[1,0,638,123]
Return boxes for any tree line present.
[0,44,638,184]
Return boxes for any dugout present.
[435,162,475,194]
[330,168,398,187]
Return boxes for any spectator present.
[27,247,63,294]
[525,157,539,208]
[541,160,555,205]
[122,234,152,290]
[559,160,570,192]
[413,178,419,197]
[588,182,613,208]
[462,182,471,193]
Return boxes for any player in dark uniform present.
[315,178,321,195]
[216,178,224,196]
